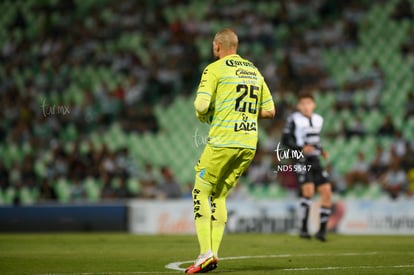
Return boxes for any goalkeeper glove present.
[196,111,212,124]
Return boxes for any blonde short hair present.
[213,28,238,50]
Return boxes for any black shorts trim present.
[295,156,330,186]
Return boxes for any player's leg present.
[186,175,218,274]
[192,173,214,255]
[316,182,332,242]
[210,148,255,257]
[210,182,231,258]
[186,145,219,274]
[299,182,315,238]
[295,158,315,238]
[187,145,236,273]
[310,159,332,242]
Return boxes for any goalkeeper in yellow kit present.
[185,28,276,274]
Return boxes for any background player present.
[281,93,332,242]
[186,28,275,274]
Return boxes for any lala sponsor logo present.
[234,113,257,132]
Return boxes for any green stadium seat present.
[250,185,268,199]
[364,183,385,200]
[34,160,46,178]
[346,185,369,199]
[353,91,365,106]
[108,122,127,150]
[126,177,140,196]
[195,36,212,59]
[84,177,101,202]
[0,189,4,205]
[336,157,353,175]
[403,120,414,139]
[55,178,71,203]
[162,6,176,24]
[378,136,393,149]
[5,143,24,166]
[267,183,288,199]
[128,133,144,159]
[18,187,37,205]
[191,1,208,20]
[2,187,16,205]
[61,124,78,142]
[361,136,377,162]
[110,177,120,190]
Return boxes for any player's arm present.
[194,95,211,114]
[321,149,329,159]
[259,108,275,119]
[258,80,275,119]
[194,66,217,123]
[281,116,302,151]
[317,117,329,159]
[194,96,211,123]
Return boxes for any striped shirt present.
[282,112,324,157]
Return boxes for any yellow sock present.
[211,198,226,257]
[192,174,213,255]
[211,183,231,257]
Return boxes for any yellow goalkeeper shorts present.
[195,144,255,188]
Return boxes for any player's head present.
[213,28,238,59]
[297,92,316,118]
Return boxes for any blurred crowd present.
[343,136,414,199]
[1,0,413,204]
[244,0,414,200]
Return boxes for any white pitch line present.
[31,272,178,275]
[283,265,414,272]
[27,252,413,275]
[164,252,379,271]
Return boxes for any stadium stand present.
[0,0,413,204]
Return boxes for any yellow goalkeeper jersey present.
[196,54,274,149]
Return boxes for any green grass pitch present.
[0,233,413,274]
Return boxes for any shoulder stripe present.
[211,141,256,150]
[197,91,212,96]
[220,81,244,85]
[210,124,234,129]
[261,98,273,104]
